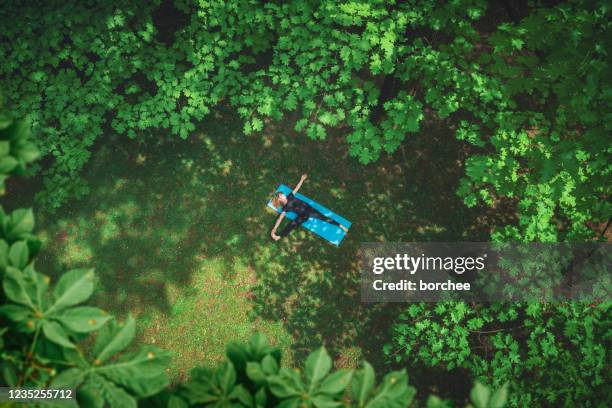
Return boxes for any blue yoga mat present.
[267,184,351,246]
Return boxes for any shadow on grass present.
[23,108,512,383]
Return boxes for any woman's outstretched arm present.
[292,173,308,195]
[271,212,286,240]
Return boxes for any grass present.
[139,258,291,379]
[18,108,505,383]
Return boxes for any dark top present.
[282,193,312,216]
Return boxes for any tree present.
[0,106,508,407]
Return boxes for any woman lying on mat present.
[270,174,348,241]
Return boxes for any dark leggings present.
[279,209,341,237]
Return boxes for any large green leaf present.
[91,373,138,408]
[183,367,218,404]
[311,394,342,408]
[261,354,279,375]
[94,316,136,363]
[56,306,111,333]
[351,362,375,404]
[254,387,267,407]
[268,368,304,399]
[8,240,29,268]
[7,208,34,237]
[95,346,171,397]
[488,383,508,408]
[168,395,189,408]
[2,266,34,307]
[16,143,40,163]
[49,268,95,313]
[365,370,415,408]
[246,362,267,385]
[77,376,105,408]
[50,367,87,389]
[470,381,491,408]
[42,320,75,349]
[0,156,17,173]
[305,347,332,387]
[249,332,269,356]
[0,141,10,156]
[0,239,8,269]
[317,369,353,396]
[0,304,32,321]
[216,361,237,394]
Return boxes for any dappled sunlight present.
[139,256,292,382]
[33,109,502,377]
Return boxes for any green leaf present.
[230,384,253,407]
[489,383,508,408]
[168,396,189,408]
[366,370,414,407]
[226,340,249,374]
[246,362,267,385]
[305,347,332,386]
[0,328,5,349]
[50,367,86,389]
[50,269,95,313]
[352,362,375,404]
[56,306,111,333]
[8,241,29,268]
[268,369,304,398]
[0,141,10,157]
[2,361,18,387]
[0,156,18,173]
[254,387,267,407]
[16,143,40,162]
[261,354,279,375]
[317,369,353,395]
[95,316,136,363]
[95,374,137,408]
[95,346,171,397]
[470,381,491,408]
[311,394,342,408]
[426,395,450,408]
[8,209,35,237]
[0,114,11,130]
[0,304,32,321]
[3,266,34,307]
[0,239,8,269]
[42,320,76,349]
[217,361,237,394]
[249,332,269,355]
[78,375,106,408]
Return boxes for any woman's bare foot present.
[340,225,349,233]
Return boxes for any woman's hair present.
[271,192,283,208]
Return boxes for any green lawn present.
[29,110,499,380]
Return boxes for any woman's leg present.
[278,215,308,237]
[307,209,342,227]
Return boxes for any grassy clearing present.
[23,109,502,380]
[139,258,291,380]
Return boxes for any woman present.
[270,174,348,241]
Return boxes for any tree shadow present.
[247,113,512,371]
[24,108,512,381]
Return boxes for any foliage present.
[1,1,610,407]
[382,3,611,407]
[1,0,609,242]
[0,109,41,279]
[450,1,612,242]
[0,107,509,408]
[385,301,611,407]
[145,333,507,408]
[0,233,171,408]
[0,107,171,407]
